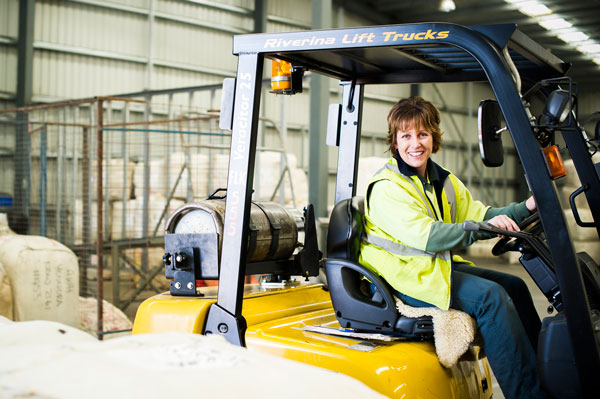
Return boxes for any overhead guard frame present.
[204,22,599,397]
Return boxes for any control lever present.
[462,221,553,267]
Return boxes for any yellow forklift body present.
[133,283,492,398]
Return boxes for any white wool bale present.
[0,323,385,399]
[78,296,132,339]
[73,199,98,245]
[133,158,166,199]
[357,157,389,197]
[130,194,184,238]
[467,239,500,260]
[95,158,135,201]
[561,153,600,187]
[563,208,598,242]
[189,153,210,199]
[284,167,309,211]
[574,240,600,265]
[0,235,79,328]
[110,199,138,240]
[562,159,579,187]
[210,153,230,193]
[558,184,590,212]
[0,213,16,236]
[256,151,284,201]
[166,152,191,200]
[504,251,522,265]
[0,263,13,320]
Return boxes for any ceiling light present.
[576,43,600,55]
[439,0,456,12]
[518,1,553,17]
[593,58,600,66]
[557,30,589,44]
[537,17,572,31]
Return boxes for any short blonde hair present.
[386,97,443,156]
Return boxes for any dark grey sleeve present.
[484,201,531,223]
[425,221,495,252]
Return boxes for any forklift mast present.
[209,22,600,395]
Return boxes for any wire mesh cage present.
[0,85,308,338]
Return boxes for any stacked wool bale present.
[133,152,211,201]
[0,214,80,328]
[0,213,132,337]
[254,152,308,211]
[356,156,390,197]
[558,154,600,264]
[73,158,135,245]
[111,194,184,240]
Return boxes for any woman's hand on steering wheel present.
[486,215,521,239]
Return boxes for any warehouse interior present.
[1,1,599,398]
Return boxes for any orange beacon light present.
[271,59,292,92]
[543,145,567,180]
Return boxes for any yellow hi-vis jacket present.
[359,157,490,310]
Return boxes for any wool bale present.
[284,167,309,211]
[467,238,500,260]
[574,240,600,265]
[73,199,98,245]
[209,153,230,194]
[93,158,135,201]
[189,153,210,199]
[558,184,591,212]
[357,157,389,197]
[0,213,16,236]
[561,153,600,187]
[0,321,385,399]
[133,158,167,199]
[0,263,13,320]
[563,208,598,242]
[0,235,79,328]
[78,296,132,339]
[112,194,184,239]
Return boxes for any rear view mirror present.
[478,100,504,167]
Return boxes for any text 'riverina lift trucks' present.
[133,22,600,398]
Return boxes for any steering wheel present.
[491,212,541,256]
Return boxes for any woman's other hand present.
[525,196,537,212]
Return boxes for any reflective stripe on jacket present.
[359,158,489,310]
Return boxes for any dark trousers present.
[396,263,546,399]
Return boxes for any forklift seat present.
[325,197,434,338]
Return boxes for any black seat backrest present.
[327,196,364,260]
[325,196,433,337]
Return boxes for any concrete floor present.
[470,256,551,399]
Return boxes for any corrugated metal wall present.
[28,0,251,101]
[1,0,532,212]
[0,0,19,102]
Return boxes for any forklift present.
[133,22,600,398]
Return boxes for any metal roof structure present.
[338,0,600,89]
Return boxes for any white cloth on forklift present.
[0,318,385,399]
[395,296,476,368]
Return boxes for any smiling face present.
[386,97,443,170]
[394,124,433,177]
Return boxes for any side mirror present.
[478,100,504,167]
[543,89,572,125]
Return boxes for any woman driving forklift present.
[359,96,545,399]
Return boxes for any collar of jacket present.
[393,154,451,220]
[392,154,450,187]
